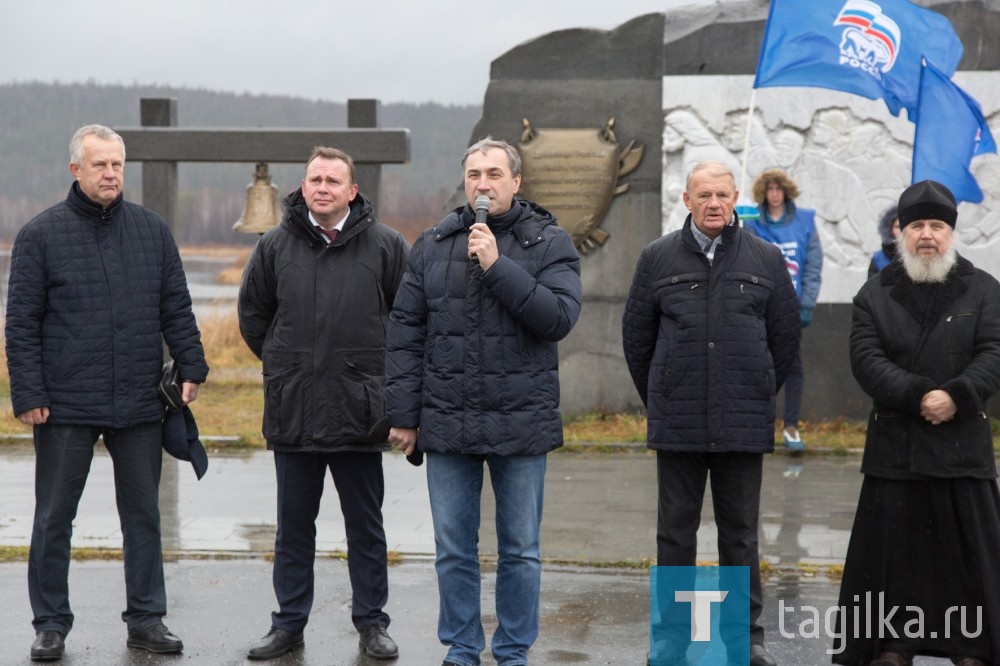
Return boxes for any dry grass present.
[0,256,973,453]
[801,418,868,450]
[177,244,251,259]
[188,372,265,446]
[216,264,246,286]
[564,411,647,443]
[212,248,253,286]
[563,413,870,450]
[199,307,260,370]
[0,243,874,450]
[0,309,266,444]
[0,324,874,450]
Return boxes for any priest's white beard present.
[899,240,957,283]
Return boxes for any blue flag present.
[912,59,997,204]
[754,0,963,117]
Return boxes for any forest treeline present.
[0,82,482,244]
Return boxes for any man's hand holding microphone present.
[468,194,500,271]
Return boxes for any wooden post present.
[139,99,178,233]
[116,98,409,236]
[348,99,382,215]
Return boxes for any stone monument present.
[465,1,1000,419]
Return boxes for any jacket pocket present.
[661,364,675,398]
[914,412,994,476]
[863,410,909,472]
[45,336,82,384]
[725,271,775,318]
[652,273,704,321]
[262,350,307,445]
[317,350,387,442]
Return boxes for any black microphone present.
[474,195,491,225]
[471,195,490,267]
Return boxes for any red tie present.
[319,227,340,244]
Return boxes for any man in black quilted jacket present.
[5,124,208,661]
[386,138,582,666]
[622,160,800,666]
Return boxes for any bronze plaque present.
[519,118,643,253]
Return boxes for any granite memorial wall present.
[464,1,1000,419]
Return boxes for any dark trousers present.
[29,422,165,634]
[271,451,390,633]
[782,350,804,426]
[655,451,766,645]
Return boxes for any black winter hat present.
[897,180,958,229]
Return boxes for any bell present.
[233,162,282,234]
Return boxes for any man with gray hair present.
[5,124,208,661]
[386,137,582,666]
[623,160,799,666]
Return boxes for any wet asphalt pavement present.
[0,445,960,665]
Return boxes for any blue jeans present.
[29,422,166,634]
[426,452,547,666]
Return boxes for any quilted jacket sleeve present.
[479,228,582,343]
[621,245,658,407]
[385,234,430,429]
[382,230,409,310]
[5,224,50,416]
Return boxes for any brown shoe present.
[871,653,911,666]
[951,658,987,666]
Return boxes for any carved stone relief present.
[663,73,1000,303]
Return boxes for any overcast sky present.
[0,0,716,106]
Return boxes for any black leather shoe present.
[247,628,304,660]
[749,644,778,666]
[30,630,65,662]
[359,624,398,660]
[126,622,183,654]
